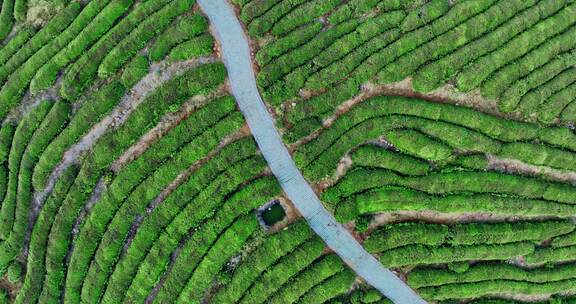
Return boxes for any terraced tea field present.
[0,0,575,303]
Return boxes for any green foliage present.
[0,3,80,120]
[385,129,453,163]
[419,279,576,301]
[238,238,326,304]
[408,262,576,288]
[33,80,126,190]
[173,215,260,303]
[122,159,269,303]
[364,221,573,254]
[0,0,15,41]
[239,0,283,23]
[517,67,576,119]
[499,50,576,114]
[98,0,196,77]
[0,101,53,241]
[270,0,341,37]
[256,21,322,66]
[400,0,450,32]
[7,262,22,283]
[500,142,576,171]
[212,220,314,303]
[149,13,208,61]
[483,28,576,103]
[258,19,360,88]
[552,230,576,248]
[60,0,172,100]
[378,0,535,84]
[246,0,308,37]
[351,145,431,175]
[0,100,70,272]
[296,269,355,304]
[29,0,127,93]
[15,165,77,304]
[13,0,27,21]
[0,26,35,65]
[537,82,576,124]
[168,34,214,61]
[456,3,576,92]
[525,245,576,266]
[120,55,149,88]
[68,96,242,304]
[268,255,345,304]
[100,139,259,303]
[380,242,534,268]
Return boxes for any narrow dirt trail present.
[24,56,217,258]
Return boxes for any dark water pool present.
[261,202,286,226]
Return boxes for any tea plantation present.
[0,0,575,303]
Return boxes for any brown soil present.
[110,83,228,172]
[488,154,576,186]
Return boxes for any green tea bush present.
[247,0,308,37]
[173,215,259,303]
[419,279,576,301]
[538,82,576,123]
[378,0,534,84]
[499,50,576,113]
[518,68,576,119]
[525,245,576,266]
[60,0,173,100]
[380,242,534,268]
[120,55,149,88]
[0,3,80,119]
[408,262,576,288]
[238,238,326,304]
[100,139,259,303]
[212,220,314,303]
[0,26,35,65]
[499,142,576,171]
[456,3,576,92]
[0,101,53,241]
[77,112,246,303]
[364,223,448,253]
[15,166,77,304]
[7,262,22,283]
[296,269,355,304]
[0,101,70,272]
[0,0,15,40]
[149,13,208,61]
[122,159,268,303]
[268,255,345,304]
[552,230,576,248]
[98,0,195,77]
[68,99,242,304]
[400,0,450,32]
[482,27,576,102]
[256,21,322,66]
[239,0,283,23]
[29,0,130,93]
[257,19,358,88]
[351,144,431,176]
[270,0,340,37]
[33,80,126,190]
[413,0,568,92]
[168,34,214,61]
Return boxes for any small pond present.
[260,201,286,226]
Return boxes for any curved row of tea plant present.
[233,0,576,138]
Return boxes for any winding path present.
[197,1,426,303]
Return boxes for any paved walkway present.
[197,1,427,303]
